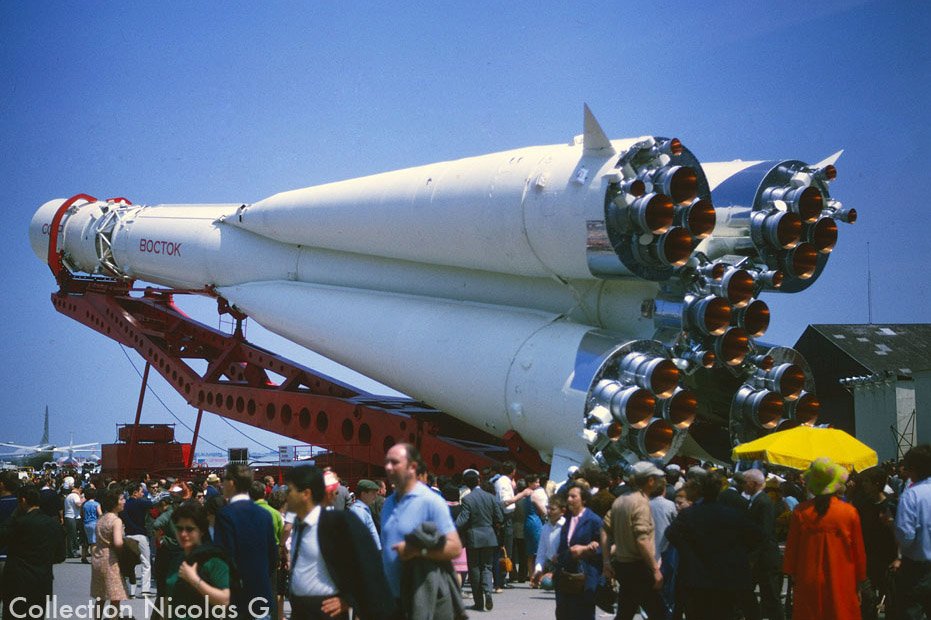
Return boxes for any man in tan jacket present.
[601,461,667,620]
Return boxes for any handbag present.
[498,547,514,573]
[558,568,586,594]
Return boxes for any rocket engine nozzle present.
[762,363,806,400]
[789,391,820,425]
[593,381,657,430]
[737,299,770,338]
[734,387,785,430]
[811,218,838,254]
[753,211,802,250]
[631,418,675,459]
[784,243,819,279]
[626,193,675,234]
[653,166,699,205]
[763,185,823,223]
[714,327,750,366]
[620,354,680,399]
[675,198,716,239]
[661,387,697,430]
[712,268,756,309]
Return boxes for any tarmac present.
[41,557,636,620]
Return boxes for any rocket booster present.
[29,108,854,467]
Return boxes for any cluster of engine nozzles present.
[582,352,697,460]
[748,164,854,283]
[608,140,716,270]
[734,361,821,432]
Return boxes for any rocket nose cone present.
[29,199,67,265]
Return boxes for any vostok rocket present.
[29,106,855,472]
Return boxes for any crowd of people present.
[0,441,928,620]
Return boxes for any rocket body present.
[30,110,851,467]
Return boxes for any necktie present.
[292,520,308,566]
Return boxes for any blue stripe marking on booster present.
[710,161,778,209]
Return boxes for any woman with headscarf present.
[783,457,867,620]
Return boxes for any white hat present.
[666,464,681,473]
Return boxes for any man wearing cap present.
[349,480,381,550]
[456,469,504,611]
[601,461,666,620]
[663,464,683,501]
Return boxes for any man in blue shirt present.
[349,479,381,550]
[380,443,462,607]
[894,443,931,619]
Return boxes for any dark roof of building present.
[805,324,931,377]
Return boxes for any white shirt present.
[63,492,82,519]
[495,475,515,514]
[290,506,338,597]
[229,493,250,503]
[534,517,565,573]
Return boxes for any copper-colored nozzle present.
[648,359,681,399]
[621,353,681,399]
[692,296,732,336]
[641,419,675,458]
[677,198,716,239]
[761,270,784,289]
[750,354,775,371]
[754,392,785,429]
[663,388,697,430]
[669,166,699,204]
[657,227,694,267]
[723,269,756,309]
[666,138,683,156]
[822,165,837,181]
[631,193,675,234]
[701,351,717,368]
[794,186,824,223]
[618,387,657,430]
[715,327,750,366]
[792,391,821,425]
[811,218,838,254]
[836,207,857,224]
[654,166,699,204]
[758,211,803,250]
[627,179,646,197]
[785,243,819,279]
[738,299,770,338]
[767,363,806,400]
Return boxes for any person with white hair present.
[738,468,785,620]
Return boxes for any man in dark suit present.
[0,484,64,620]
[285,465,395,620]
[666,472,763,620]
[456,469,504,612]
[215,464,277,620]
[719,471,749,511]
[743,469,785,620]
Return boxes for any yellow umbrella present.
[731,426,878,472]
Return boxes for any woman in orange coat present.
[783,457,867,620]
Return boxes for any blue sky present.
[1,2,928,453]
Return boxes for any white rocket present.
[28,107,853,472]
